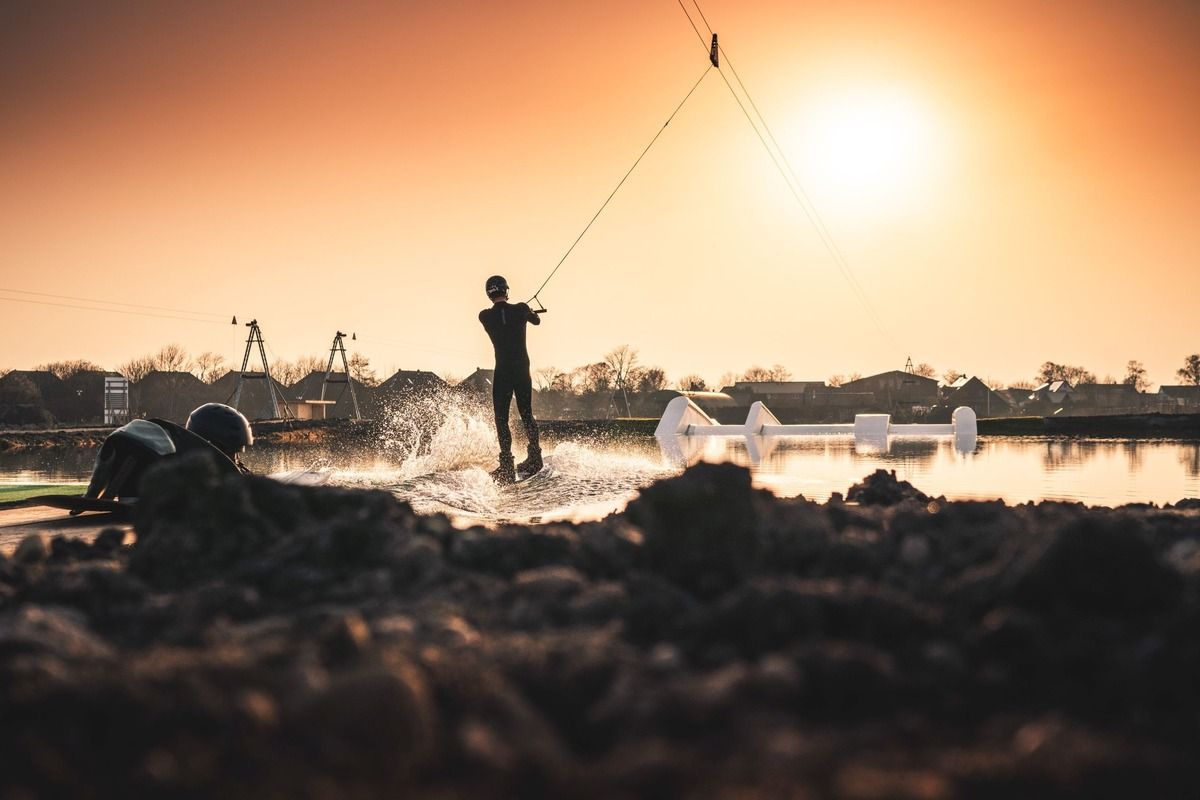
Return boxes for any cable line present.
[676,0,891,339]
[676,0,709,48]
[0,286,229,320]
[0,294,231,325]
[688,0,715,35]
[353,334,478,360]
[528,63,712,304]
[714,45,884,335]
[713,66,888,337]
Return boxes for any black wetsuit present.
[479,301,541,457]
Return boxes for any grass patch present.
[0,484,87,503]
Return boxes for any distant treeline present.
[2,345,1199,426]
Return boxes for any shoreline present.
[2,412,1199,451]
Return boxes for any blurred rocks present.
[847,469,933,506]
[0,458,1196,798]
[13,533,48,564]
[0,605,114,660]
[625,461,767,597]
[130,452,419,591]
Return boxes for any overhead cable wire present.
[0,294,232,325]
[528,63,712,303]
[712,67,888,338]
[353,334,478,360]
[713,44,885,336]
[684,0,884,333]
[677,0,890,339]
[0,285,474,363]
[0,286,229,320]
[688,0,715,35]
[676,0,709,47]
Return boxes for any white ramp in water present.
[655,397,978,463]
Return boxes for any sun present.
[791,86,943,216]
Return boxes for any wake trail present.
[328,391,676,522]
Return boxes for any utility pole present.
[321,331,361,421]
[231,319,292,420]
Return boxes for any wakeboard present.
[493,467,546,486]
[0,470,331,515]
[0,494,134,516]
[267,469,332,486]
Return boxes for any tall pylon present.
[904,356,915,374]
[231,319,292,420]
[321,331,361,421]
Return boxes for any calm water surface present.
[696,436,1200,507]
[2,431,1198,523]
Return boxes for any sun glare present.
[792,87,943,216]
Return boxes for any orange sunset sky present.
[2,0,1198,388]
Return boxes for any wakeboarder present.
[478,275,543,483]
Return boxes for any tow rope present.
[527,52,716,310]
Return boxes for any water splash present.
[373,388,497,476]
[329,389,676,523]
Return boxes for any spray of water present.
[378,394,498,479]
[329,386,677,523]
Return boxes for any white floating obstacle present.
[655,397,978,460]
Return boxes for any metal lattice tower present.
[320,331,361,421]
[231,319,292,420]
[904,356,915,374]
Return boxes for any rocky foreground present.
[2,457,1199,799]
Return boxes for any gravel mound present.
[1,454,1197,798]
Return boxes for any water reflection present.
[659,429,976,468]
[1041,439,1098,469]
[0,447,99,484]
[1122,440,1144,473]
[1179,446,1200,478]
[657,435,1200,507]
[1,436,1198,510]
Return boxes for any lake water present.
[681,435,1200,507]
[3,419,1198,524]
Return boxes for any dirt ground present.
[0,506,129,555]
[1,457,1198,798]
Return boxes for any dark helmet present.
[186,403,253,456]
[485,275,509,299]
